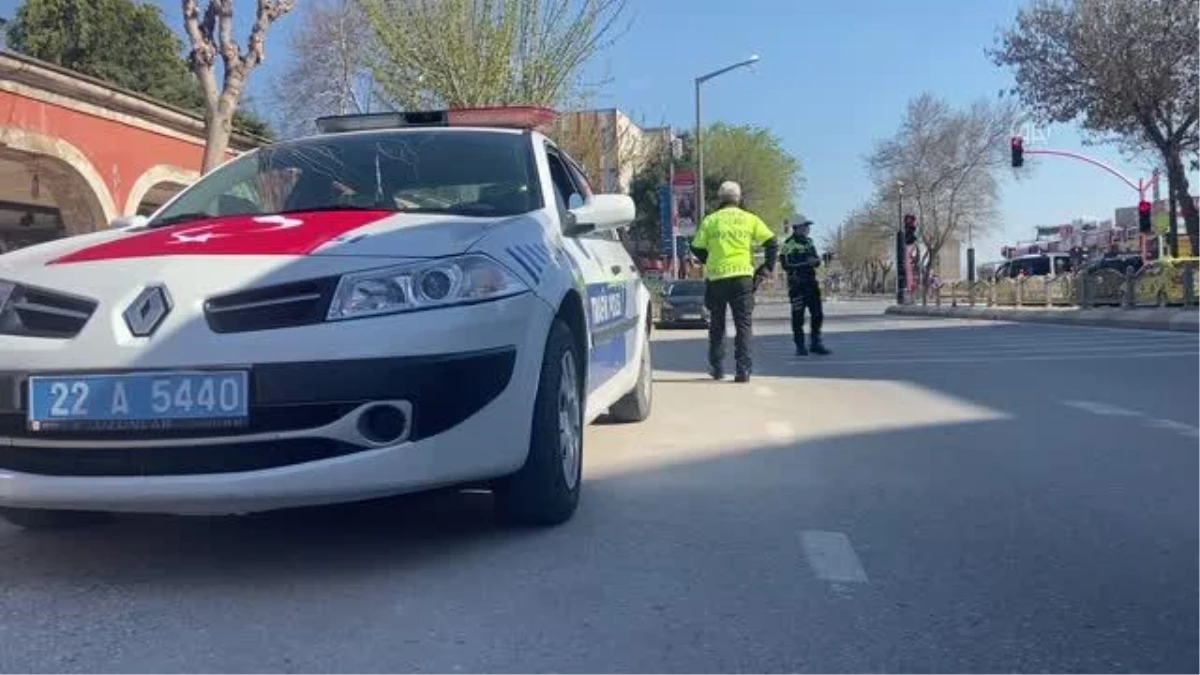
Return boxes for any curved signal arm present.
[1021,144,1163,264]
[1022,147,1156,200]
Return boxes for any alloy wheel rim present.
[558,351,582,490]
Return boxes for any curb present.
[884,304,1200,333]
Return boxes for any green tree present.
[5,0,273,141]
[359,0,627,110]
[700,123,801,231]
[627,124,803,253]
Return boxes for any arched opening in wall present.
[0,143,112,253]
[135,181,188,216]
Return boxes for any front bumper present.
[0,294,552,515]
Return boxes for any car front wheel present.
[494,318,583,527]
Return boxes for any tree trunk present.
[1165,150,1198,256]
[201,111,233,174]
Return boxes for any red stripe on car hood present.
[49,210,395,265]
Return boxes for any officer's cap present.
[789,214,814,228]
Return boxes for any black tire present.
[0,507,111,530]
[608,332,652,423]
[494,318,583,527]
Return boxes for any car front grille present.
[0,285,97,338]
[204,277,339,333]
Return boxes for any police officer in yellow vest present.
[690,181,779,382]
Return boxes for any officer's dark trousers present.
[705,276,755,373]
[788,279,823,347]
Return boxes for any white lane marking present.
[772,341,1199,360]
[1063,400,1144,417]
[1144,418,1200,439]
[801,531,869,584]
[754,385,775,397]
[1062,400,1200,440]
[786,351,1198,366]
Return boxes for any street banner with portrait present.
[672,171,698,237]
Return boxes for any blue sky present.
[2,0,1192,262]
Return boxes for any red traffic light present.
[1010,136,1025,168]
[1138,200,1153,233]
[1138,200,1152,214]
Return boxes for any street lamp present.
[694,54,759,223]
[895,180,905,304]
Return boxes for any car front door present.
[543,145,638,405]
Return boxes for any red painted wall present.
[0,90,233,211]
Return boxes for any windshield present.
[150,129,538,226]
[667,281,706,296]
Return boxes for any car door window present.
[544,147,581,220]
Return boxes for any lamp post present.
[896,181,905,304]
[694,55,759,224]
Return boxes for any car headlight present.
[326,254,527,321]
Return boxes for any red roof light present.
[447,106,558,130]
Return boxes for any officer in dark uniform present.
[781,216,830,356]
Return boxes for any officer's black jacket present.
[781,234,820,285]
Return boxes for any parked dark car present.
[1081,254,1144,306]
[658,279,709,328]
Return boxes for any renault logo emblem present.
[123,285,172,337]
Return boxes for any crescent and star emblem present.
[169,215,305,245]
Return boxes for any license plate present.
[27,371,249,431]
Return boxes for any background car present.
[658,279,709,328]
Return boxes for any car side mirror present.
[110,215,149,230]
[567,194,635,234]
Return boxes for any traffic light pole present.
[1014,141,1165,262]
[895,183,905,305]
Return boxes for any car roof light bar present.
[315,106,558,134]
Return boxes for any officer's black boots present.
[795,343,808,357]
[810,340,831,355]
[735,369,750,383]
[708,363,724,380]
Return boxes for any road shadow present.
[1,412,1195,674]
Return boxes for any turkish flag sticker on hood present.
[49,210,396,265]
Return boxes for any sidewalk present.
[885,303,1200,333]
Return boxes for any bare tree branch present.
[181,0,298,171]
[992,0,1199,253]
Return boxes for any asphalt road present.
[2,300,1197,673]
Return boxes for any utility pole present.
[897,188,905,303]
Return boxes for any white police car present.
[0,107,653,529]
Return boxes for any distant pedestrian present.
[781,216,830,355]
[689,181,779,383]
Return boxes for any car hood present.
[0,209,510,297]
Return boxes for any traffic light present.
[1138,200,1153,233]
[903,214,917,245]
[1011,136,1024,168]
